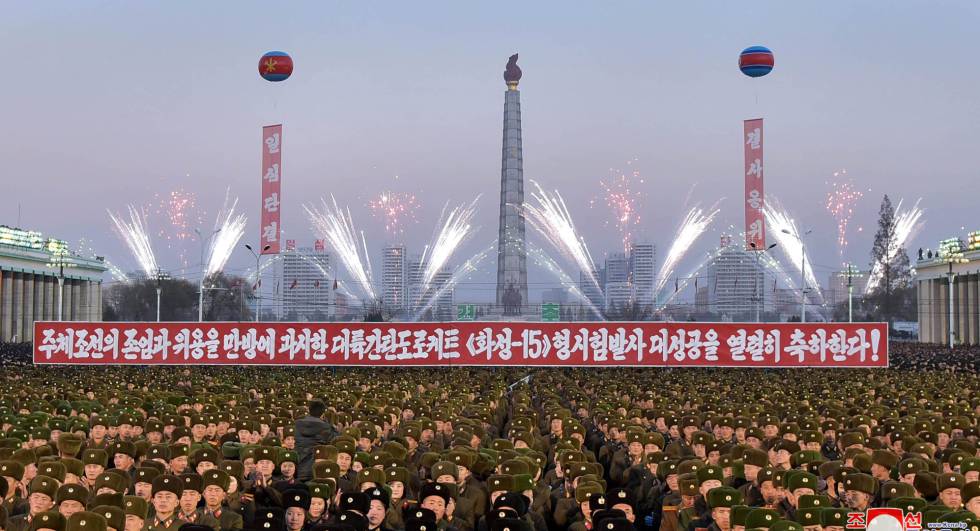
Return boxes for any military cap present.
[57,434,84,457]
[66,512,107,531]
[56,484,89,505]
[487,474,515,493]
[697,465,723,485]
[29,511,66,531]
[430,461,459,481]
[745,508,780,529]
[109,441,135,459]
[606,487,633,509]
[843,472,877,495]
[366,486,390,508]
[838,432,865,448]
[250,507,285,531]
[881,481,915,501]
[964,481,980,503]
[899,457,928,476]
[179,473,204,493]
[94,472,129,493]
[282,488,311,511]
[168,443,189,458]
[91,505,123,531]
[796,494,831,509]
[938,473,965,492]
[743,448,768,468]
[386,466,409,486]
[707,487,742,509]
[190,448,219,467]
[786,472,818,493]
[756,467,777,487]
[11,448,36,466]
[732,505,752,527]
[357,468,386,487]
[679,475,698,497]
[30,476,59,499]
[220,460,243,481]
[123,496,148,519]
[513,474,534,493]
[960,457,980,475]
[0,460,24,481]
[61,458,83,479]
[253,446,277,464]
[419,482,453,504]
[820,507,848,527]
[887,497,928,514]
[313,461,339,481]
[309,482,335,501]
[338,491,370,514]
[575,482,604,504]
[133,467,160,485]
[796,507,821,527]
[37,461,66,483]
[151,474,183,497]
[201,469,230,491]
[914,472,939,499]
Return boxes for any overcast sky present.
[3,1,979,301]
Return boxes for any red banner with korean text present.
[34,322,887,367]
[744,118,765,250]
[260,124,282,255]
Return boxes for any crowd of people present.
[0,341,977,531]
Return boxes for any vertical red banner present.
[744,119,765,250]
[261,124,282,255]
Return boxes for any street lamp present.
[46,246,75,321]
[245,244,272,322]
[939,250,969,349]
[749,242,778,322]
[781,228,813,322]
[155,269,163,322]
[838,264,864,323]
[194,227,222,322]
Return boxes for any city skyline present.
[4,2,979,304]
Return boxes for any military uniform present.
[142,514,188,531]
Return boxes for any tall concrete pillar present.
[12,273,23,342]
[71,279,81,321]
[495,54,529,309]
[938,277,949,345]
[43,276,54,321]
[917,280,928,343]
[23,274,35,342]
[966,273,978,345]
[95,282,103,321]
[0,271,9,342]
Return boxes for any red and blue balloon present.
[739,46,774,78]
[259,51,293,82]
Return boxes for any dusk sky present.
[4,1,979,301]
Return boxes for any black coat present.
[294,416,338,481]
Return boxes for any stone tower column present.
[496,54,529,309]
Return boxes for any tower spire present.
[496,53,529,312]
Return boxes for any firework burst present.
[368,191,420,236]
[305,196,377,301]
[418,197,480,299]
[151,187,206,269]
[526,180,601,293]
[865,198,924,295]
[825,171,864,261]
[108,206,159,278]
[205,191,247,278]
[591,162,644,252]
[764,197,824,303]
[654,203,721,303]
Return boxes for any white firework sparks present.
[305,196,377,301]
[525,180,601,293]
[419,197,480,297]
[865,198,924,295]
[654,203,720,302]
[413,245,493,320]
[108,206,159,277]
[764,197,823,303]
[205,192,247,278]
[528,245,603,318]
